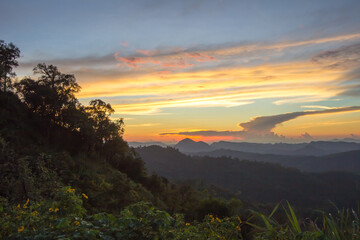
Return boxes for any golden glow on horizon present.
[69,33,360,142]
[78,61,343,115]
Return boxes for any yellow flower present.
[33,228,36,231]
[82,193,88,199]
[236,225,241,231]
[67,188,75,193]
[74,221,80,226]
[185,223,190,226]
[49,208,54,212]
[32,211,38,216]
[216,217,221,223]
[16,204,20,209]
[209,214,214,218]
[54,208,59,213]
[18,226,24,232]
[22,198,30,208]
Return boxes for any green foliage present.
[0,188,245,239]
[5,187,358,239]
[250,202,360,239]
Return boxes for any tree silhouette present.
[0,40,20,92]
[15,63,81,124]
[86,99,124,147]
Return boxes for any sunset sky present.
[1,0,360,143]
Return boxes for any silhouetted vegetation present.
[0,40,20,92]
[0,40,239,225]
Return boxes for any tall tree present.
[0,40,20,92]
[86,99,124,144]
[16,63,81,124]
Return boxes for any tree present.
[86,99,124,144]
[15,63,81,124]
[0,40,20,92]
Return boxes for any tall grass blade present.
[285,201,301,233]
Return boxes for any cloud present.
[185,52,215,62]
[239,106,360,134]
[160,130,287,142]
[312,43,360,70]
[341,86,360,97]
[17,33,360,118]
[136,49,160,56]
[300,132,313,140]
[301,105,332,109]
[111,97,253,115]
[160,106,360,142]
[115,48,214,70]
[126,123,160,127]
[112,33,360,77]
[309,42,360,97]
[198,33,360,59]
[20,54,115,69]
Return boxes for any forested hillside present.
[191,149,360,173]
[136,145,360,209]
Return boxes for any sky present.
[1,0,360,143]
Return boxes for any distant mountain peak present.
[175,138,212,153]
[178,138,196,143]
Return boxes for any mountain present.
[211,141,360,156]
[128,141,168,148]
[136,146,360,208]
[191,149,360,173]
[174,138,213,153]
[211,141,305,155]
[171,139,360,156]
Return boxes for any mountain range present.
[135,145,360,207]
[130,138,360,156]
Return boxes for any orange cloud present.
[157,58,194,68]
[115,51,198,69]
[136,49,159,56]
[186,52,215,62]
[114,57,148,68]
[114,45,217,70]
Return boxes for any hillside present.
[191,149,360,173]
[0,66,208,217]
[136,145,360,208]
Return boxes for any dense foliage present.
[1,187,359,239]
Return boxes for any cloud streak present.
[312,43,360,70]
[160,106,360,142]
[239,106,360,134]
[17,33,360,117]
[114,49,214,70]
